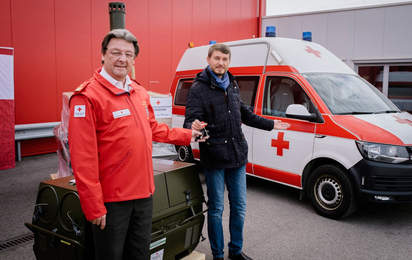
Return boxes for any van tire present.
[175,145,194,162]
[307,165,357,219]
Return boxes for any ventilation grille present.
[0,233,34,252]
[373,176,412,191]
[184,226,193,248]
[192,223,200,245]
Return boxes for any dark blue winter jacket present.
[184,67,274,170]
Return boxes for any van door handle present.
[315,134,326,138]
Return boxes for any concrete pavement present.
[2,153,412,260]
[0,153,213,260]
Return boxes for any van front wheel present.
[175,145,194,162]
[307,165,357,219]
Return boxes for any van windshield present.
[304,73,399,115]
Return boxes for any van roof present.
[176,37,356,75]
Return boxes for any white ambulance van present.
[170,37,412,219]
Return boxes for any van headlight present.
[356,141,410,164]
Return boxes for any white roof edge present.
[263,2,412,19]
[176,37,356,75]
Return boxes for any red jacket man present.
[69,68,192,220]
[68,29,202,260]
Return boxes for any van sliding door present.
[250,75,316,189]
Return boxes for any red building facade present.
[0,0,264,157]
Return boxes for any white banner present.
[0,48,14,100]
[150,96,172,119]
[0,47,15,170]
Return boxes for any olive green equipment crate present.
[25,159,206,260]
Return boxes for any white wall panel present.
[353,8,385,59]
[263,3,412,69]
[326,11,356,66]
[277,16,303,39]
[383,5,412,58]
[301,13,328,47]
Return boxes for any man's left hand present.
[274,120,291,130]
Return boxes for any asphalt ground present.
[1,153,412,260]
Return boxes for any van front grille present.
[373,176,412,191]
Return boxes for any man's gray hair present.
[101,29,139,59]
[208,43,231,59]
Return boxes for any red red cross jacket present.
[68,68,191,221]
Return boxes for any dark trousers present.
[91,196,153,260]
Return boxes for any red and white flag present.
[0,47,15,170]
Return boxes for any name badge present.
[113,109,131,119]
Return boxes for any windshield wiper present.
[338,111,375,115]
[374,110,398,114]
[337,110,399,115]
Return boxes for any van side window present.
[236,76,260,111]
[263,77,313,117]
[174,78,194,106]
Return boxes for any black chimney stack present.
[109,2,126,30]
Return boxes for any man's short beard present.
[213,68,226,77]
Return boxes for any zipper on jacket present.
[108,150,132,176]
[125,97,139,127]
[125,92,154,193]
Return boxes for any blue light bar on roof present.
[303,31,312,41]
[266,26,276,37]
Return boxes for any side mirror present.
[286,104,317,121]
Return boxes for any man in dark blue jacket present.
[184,43,290,260]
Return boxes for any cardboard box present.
[182,251,206,260]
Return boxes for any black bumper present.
[349,158,412,203]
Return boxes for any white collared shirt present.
[100,67,132,92]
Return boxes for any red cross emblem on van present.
[305,46,322,58]
[271,132,289,156]
[394,116,412,127]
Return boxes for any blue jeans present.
[204,165,247,258]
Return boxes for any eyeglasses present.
[107,48,135,59]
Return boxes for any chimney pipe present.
[109,2,126,30]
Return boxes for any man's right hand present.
[91,215,106,230]
[191,119,207,131]
[191,119,202,131]
[191,119,209,142]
